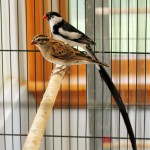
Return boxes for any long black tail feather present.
[99,65,137,150]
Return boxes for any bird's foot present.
[51,65,67,77]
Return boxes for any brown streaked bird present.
[31,34,109,68]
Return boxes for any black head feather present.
[46,12,61,20]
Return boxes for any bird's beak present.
[31,40,36,45]
[43,14,47,19]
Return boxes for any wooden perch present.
[23,65,67,150]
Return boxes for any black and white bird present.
[43,11,137,150]
[43,11,97,61]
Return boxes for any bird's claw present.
[51,65,67,77]
[52,68,66,76]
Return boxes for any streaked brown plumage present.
[31,34,109,68]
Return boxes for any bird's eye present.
[38,39,40,42]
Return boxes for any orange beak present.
[43,14,47,19]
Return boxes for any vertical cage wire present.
[0,0,150,150]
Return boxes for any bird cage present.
[0,0,150,150]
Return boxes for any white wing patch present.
[59,28,81,39]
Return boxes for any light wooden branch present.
[23,65,67,150]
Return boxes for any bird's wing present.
[73,50,94,61]
[75,34,96,45]
[59,21,95,45]
[73,50,109,67]
[51,41,95,62]
[51,42,76,60]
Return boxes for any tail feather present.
[85,44,137,150]
[85,45,109,68]
[97,61,109,68]
[85,44,99,61]
[99,65,137,150]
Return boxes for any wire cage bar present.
[0,0,150,150]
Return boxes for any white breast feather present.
[49,16,63,31]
